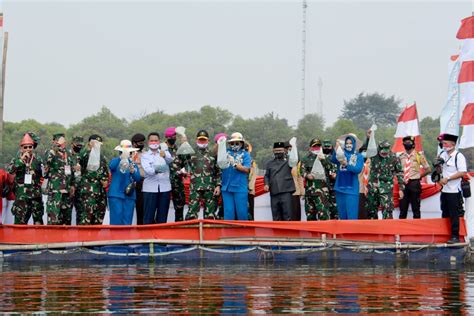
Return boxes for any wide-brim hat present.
[114,139,139,152]
[228,132,244,143]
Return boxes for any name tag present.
[64,165,72,176]
[24,174,32,184]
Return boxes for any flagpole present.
[0,31,7,158]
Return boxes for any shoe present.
[447,237,460,244]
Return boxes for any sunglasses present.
[229,142,241,146]
[22,145,33,149]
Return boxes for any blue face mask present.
[230,144,241,152]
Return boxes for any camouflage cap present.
[72,136,84,143]
[322,140,333,147]
[378,140,391,150]
[27,132,40,149]
[53,133,65,141]
[88,134,103,142]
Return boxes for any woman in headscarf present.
[108,140,141,225]
[331,134,364,220]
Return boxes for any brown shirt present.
[399,151,431,180]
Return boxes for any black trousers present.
[291,195,301,221]
[358,193,368,219]
[135,180,144,225]
[270,192,293,221]
[399,179,422,219]
[248,193,255,220]
[441,192,461,239]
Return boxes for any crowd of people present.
[0,128,469,242]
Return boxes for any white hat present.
[114,140,139,152]
[228,132,244,143]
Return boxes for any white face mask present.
[311,149,321,155]
[149,143,159,150]
[197,143,208,149]
[345,144,353,151]
[443,146,454,152]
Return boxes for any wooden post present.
[0,32,8,158]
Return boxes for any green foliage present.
[340,92,402,130]
[1,103,451,170]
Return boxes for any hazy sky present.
[2,0,472,127]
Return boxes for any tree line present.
[0,92,451,169]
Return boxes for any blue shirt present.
[107,157,142,200]
[331,136,364,196]
[221,149,251,193]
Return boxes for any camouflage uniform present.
[168,145,186,221]
[69,147,84,224]
[77,147,109,225]
[173,147,221,220]
[300,153,333,221]
[44,144,75,225]
[366,141,405,219]
[325,155,339,219]
[7,152,44,224]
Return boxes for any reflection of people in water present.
[221,285,248,314]
[441,269,466,314]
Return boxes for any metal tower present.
[301,0,307,118]
[317,77,323,117]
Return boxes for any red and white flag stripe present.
[457,16,474,148]
[392,104,423,152]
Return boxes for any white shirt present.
[141,149,173,193]
[440,150,467,193]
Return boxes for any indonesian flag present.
[392,103,423,152]
[457,16,474,149]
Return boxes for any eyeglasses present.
[22,146,33,149]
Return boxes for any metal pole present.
[301,0,307,118]
[0,31,8,159]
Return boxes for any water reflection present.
[0,261,473,313]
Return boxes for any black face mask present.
[322,147,332,155]
[403,143,414,151]
[72,145,83,153]
[167,138,176,146]
[135,143,145,151]
[274,153,285,160]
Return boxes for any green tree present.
[295,113,325,150]
[340,92,402,130]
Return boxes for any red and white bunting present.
[457,16,474,148]
[392,103,423,153]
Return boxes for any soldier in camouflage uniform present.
[77,134,109,225]
[69,136,84,224]
[366,140,405,219]
[322,140,338,219]
[300,138,333,221]
[165,127,186,222]
[173,130,221,220]
[44,133,75,225]
[7,133,44,224]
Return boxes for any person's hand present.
[129,164,136,174]
[264,185,269,192]
[101,179,108,188]
[330,172,336,179]
[341,158,348,167]
[440,177,449,186]
[160,150,165,158]
[70,186,75,197]
[306,174,314,180]
[214,186,221,196]
[21,152,30,161]
[367,129,372,137]
[399,190,404,200]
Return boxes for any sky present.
[1,0,472,128]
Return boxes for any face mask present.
[197,143,208,149]
[311,149,321,155]
[443,145,454,152]
[345,144,353,152]
[361,151,367,159]
[167,138,176,145]
[323,148,332,155]
[149,143,160,150]
[73,145,82,153]
[230,144,241,152]
[274,152,285,160]
[403,143,414,151]
[135,144,144,151]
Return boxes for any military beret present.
[443,134,458,143]
[322,140,333,147]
